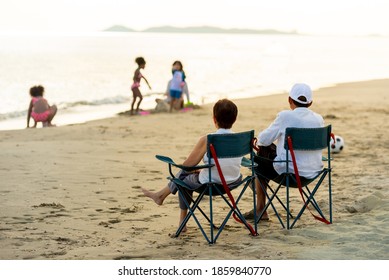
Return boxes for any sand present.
[0,79,388,260]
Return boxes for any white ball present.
[330,135,345,153]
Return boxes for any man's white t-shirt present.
[258,107,324,178]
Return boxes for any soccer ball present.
[330,135,344,153]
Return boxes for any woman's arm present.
[182,135,207,166]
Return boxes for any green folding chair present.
[156,130,258,244]
[255,125,333,229]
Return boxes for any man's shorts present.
[254,145,278,180]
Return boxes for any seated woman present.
[142,99,241,232]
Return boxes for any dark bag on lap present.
[256,143,277,160]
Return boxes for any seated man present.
[247,83,324,220]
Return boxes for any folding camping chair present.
[156,130,258,244]
[255,125,333,229]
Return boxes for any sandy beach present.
[0,79,388,260]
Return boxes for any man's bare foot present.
[142,188,164,205]
[243,209,269,221]
[260,212,269,221]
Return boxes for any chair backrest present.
[284,125,332,151]
[207,130,254,158]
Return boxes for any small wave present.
[57,95,131,109]
[0,93,165,121]
[0,110,27,121]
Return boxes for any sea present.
[1,32,389,130]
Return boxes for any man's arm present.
[258,113,283,146]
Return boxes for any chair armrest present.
[241,157,258,168]
[255,155,290,163]
[156,155,214,172]
[322,156,333,161]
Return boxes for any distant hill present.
[104,25,136,32]
[104,25,298,35]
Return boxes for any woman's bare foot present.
[142,188,165,205]
[178,220,188,233]
[179,209,188,232]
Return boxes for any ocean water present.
[1,32,389,130]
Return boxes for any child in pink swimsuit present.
[27,85,57,128]
[130,57,151,115]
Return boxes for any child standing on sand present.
[27,85,57,128]
[131,57,151,115]
[169,60,186,112]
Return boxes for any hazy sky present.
[1,0,388,35]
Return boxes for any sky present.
[0,0,388,36]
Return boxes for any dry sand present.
[0,79,388,260]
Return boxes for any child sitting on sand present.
[142,99,242,232]
[27,85,57,128]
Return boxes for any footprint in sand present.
[100,197,118,203]
[98,218,121,228]
[53,237,78,245]
[113,255,151,260]
[150,214,162,218]
[32,202,65,209]
[41,251,67,258]
[9,216,34,225]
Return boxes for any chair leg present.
[301,188,325,217]
[256,179,287,228]
[174,177,259,244]
[251,177,258,234]
[329,170,332,224]
[209,187,214,243]
[176,185,217,227]
[175,187,215,243]
[267,184,294,218]
[218,183,257,239]
[209,179,258,243]
[290,174,330,229]
[286,176,290,229]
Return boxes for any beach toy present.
[330,135,344,153]
[138,110,151,116]
[180,107,193,113]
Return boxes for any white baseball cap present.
[289,83,313,104]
